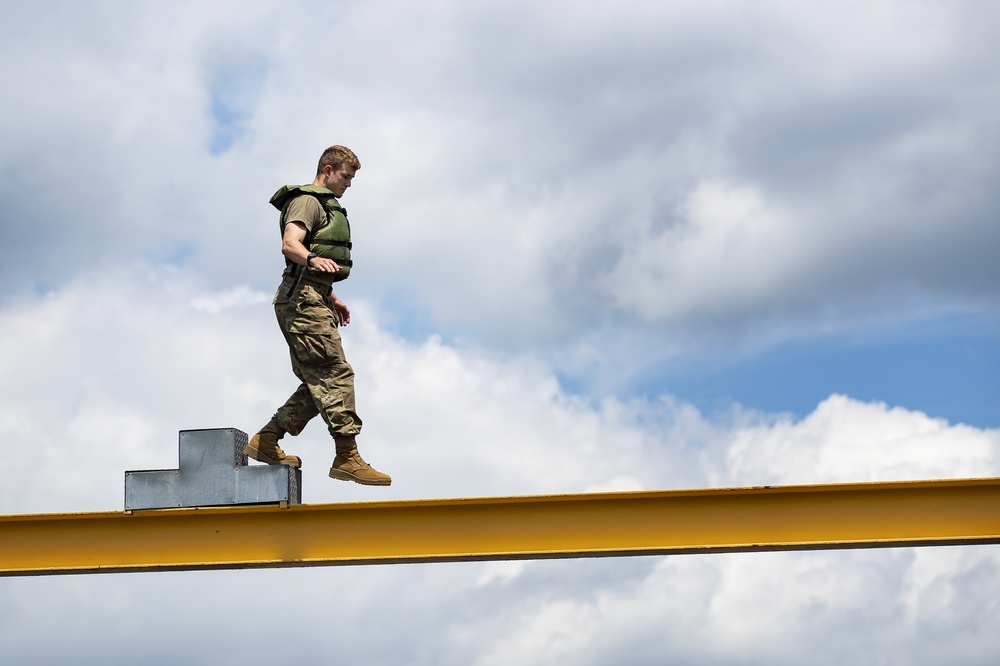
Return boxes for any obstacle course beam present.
[2,477,999,576]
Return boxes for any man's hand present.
[330,295,351,326]
[309,256,342,273]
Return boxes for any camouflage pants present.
[271,279,362,439]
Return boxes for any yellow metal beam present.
[2,477,999,576]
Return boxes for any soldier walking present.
[244,145,390,486]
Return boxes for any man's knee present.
[274,394,319,436]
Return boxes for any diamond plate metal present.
[124,428,301,510]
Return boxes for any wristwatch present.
[306,252,317,267]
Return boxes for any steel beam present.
[2,477,999,576]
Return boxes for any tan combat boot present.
[329,436,391,486]
[244,418,302,468]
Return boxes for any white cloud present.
[190,285,271,313]
[723,394,997,485]
[606,181,807,322]
[2,0,997,352]
[0,2,997,661]
[0,272,998,664]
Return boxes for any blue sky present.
[1,1,998,664]
[639,312,1000,428]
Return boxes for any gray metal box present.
[125,428,301,510]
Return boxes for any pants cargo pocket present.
[288,331,344,367]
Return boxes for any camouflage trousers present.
[270,278,362,440]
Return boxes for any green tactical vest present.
[269,184,353,283]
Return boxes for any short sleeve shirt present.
[281,194,327,236]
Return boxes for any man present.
[244,145,390,486]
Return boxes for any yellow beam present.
[2,477,999,576]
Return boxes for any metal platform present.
[124,428,301,510]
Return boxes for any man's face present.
[322,165,356,197]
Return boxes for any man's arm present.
[281,221,341,273]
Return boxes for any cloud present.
[0,3,998,659]
[2,1,997,353]
[722,394,997,485]
[3,269,993,510]
[1,271,998,664]
[605,181,807,323]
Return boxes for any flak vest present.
[270,184,353,283]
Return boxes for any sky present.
[0,0,998,663]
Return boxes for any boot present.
[329,436,391,486]
[244,418,302,468]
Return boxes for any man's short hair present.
[317,145,361,175]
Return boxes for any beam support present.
[2,477,999,576]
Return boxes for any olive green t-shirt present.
[282,194,327,235]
